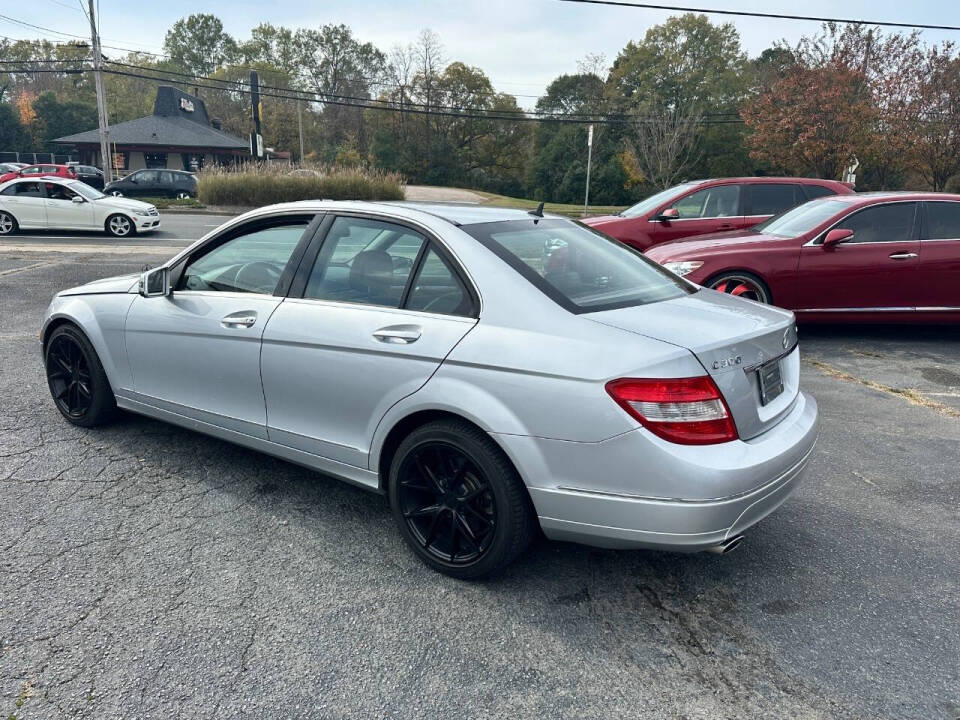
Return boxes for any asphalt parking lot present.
[1,235,958,719]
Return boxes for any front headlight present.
[133,209,153,216]
[663,260,704,277]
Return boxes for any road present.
[0,242,958,719]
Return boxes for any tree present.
[0,103,29,150]
[163,14,238,77]
[30,92,98,149]
[742,63,873,179]
[630,101,702,189]
[912,46,960,191]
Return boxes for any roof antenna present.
[528,201,544,223]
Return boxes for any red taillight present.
[605,376,739,445]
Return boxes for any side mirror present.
[139,266,170,297]
[71,195,84,204]
[654,207,680,222]
[823,228,854,248]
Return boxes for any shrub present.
[197,164,405,206]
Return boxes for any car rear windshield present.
[752,199,847,238]
[462,218,694,313]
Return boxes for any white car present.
[0,176,160,237]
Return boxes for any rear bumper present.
[496,390,818,551]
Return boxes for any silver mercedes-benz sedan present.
[41,201,818,578]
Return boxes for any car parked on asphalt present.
[582,177,855,251]
[0,162,28,174]
[40,201,818,577]
[104,169,197,199]
[0,176,160,237]
[68,164,106,190]
[646,192,960,323]
[0,163,78,185]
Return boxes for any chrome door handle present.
[888,252,918,260]
[221,312,257,328]
[373,325,421,344]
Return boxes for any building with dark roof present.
[53,85,249,173]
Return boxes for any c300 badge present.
[712,356,742,370]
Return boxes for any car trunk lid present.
[586,289,799,440]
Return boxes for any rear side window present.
[802,185,838,200]
[834,203,917,244]
[749,184,802,216]
[406,248,471,316]
[304,216,426,308]
[1,182,43,197]
[464,218,692,313]
[925,202,960,240]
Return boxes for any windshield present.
[619,182,701,218]
[463,218,694,313]
[753,199,847,238]
[69,181,106,200]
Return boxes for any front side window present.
[619,182,701,219]
[925,202,960,240]
[803,184,838,200]
[464,218,692,313]
[135,170,158,183]
[674,184,741,219]
[304,216,426,308]
[750,184,801,216]
[70,182,105,200]
[179,221,308,294]
[1,181,43,198]
[45,183,80,201]
[21,167,42,176]
[834,203,917,244]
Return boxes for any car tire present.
[106,214,135,237]
[110,190,123,197]
[388,419,535,579]
[176,191,192,200]
[0,211,18,236]
[706,271,772,304]
[44,324,116,427]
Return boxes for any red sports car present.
[0,164,77,184]
[582,177,854,251]
[644,192,960,324]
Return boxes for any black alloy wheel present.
[44,325,115,426]
[397,442,497,565]
[389,419,534,579]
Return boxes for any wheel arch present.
[104,212,135,235]
[373,408,528,497]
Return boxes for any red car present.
[645,192,960,324]
[583,177,854,251]
[0,164,77,184]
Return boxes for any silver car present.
[41,202,819,578]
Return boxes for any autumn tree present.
[911,46,960,191]
[163,14,238,77]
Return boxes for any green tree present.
[0,103,30,150]
[163,14,238,77]
[30,92,98,150]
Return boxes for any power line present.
[555,0,960,32]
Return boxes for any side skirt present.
[115,395,382,493]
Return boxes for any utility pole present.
[296,93,304,164]
[583,124,594,217]
[250,70,264,161]
[87,0,113,183]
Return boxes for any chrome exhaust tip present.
[706,535,744,555]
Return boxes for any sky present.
[4,0,959,103]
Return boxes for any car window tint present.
[406,248,471,316]
[304,216,426,308]
[160,171,173,184]
[750,184,800,216]
[179,222,307,294]
[674,185,740,219]
[926,202,960,240]
[835,203,916,243]
[803,185,837,200]
[465,218,691,313]
[136,171,157,183]
[2,182,43,197]
[22,167,41,175]
[45,183,79,201]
